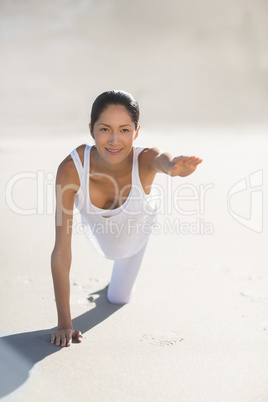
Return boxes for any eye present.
[121,128,130,133]
[100,127,109,132]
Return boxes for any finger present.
[191,158,202,165]
[188,157,202,164]
[182,156,196,164]
[181,157,194,165]
[73,330,83,342]
[56,334,62,347]
[66,334,72,347]
[61,335,67,348]
[189,158,198,165]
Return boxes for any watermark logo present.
[5,171,55,215]
[227,170,263,233]
[5,169,215,236]
[70,217,214,239]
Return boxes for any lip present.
[105,148,123,155]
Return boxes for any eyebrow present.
[97,123,133,128]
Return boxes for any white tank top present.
[70,145,158,260]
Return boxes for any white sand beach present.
[1,0,268,400]
[0,127,268,402]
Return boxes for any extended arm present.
[149,147,202,177]
[50,159,83,347]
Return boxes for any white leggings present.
[107,243,147,304]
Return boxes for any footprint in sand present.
[140,331,183,347]
[77,294,100,305]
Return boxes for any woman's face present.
[90,104,139,164]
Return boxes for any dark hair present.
[90,90,140,130]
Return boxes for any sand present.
[1,0,268,399]
[0,127,268,402]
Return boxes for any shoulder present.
[56,144,87,187]
[75,143,87,166]
[138,147,163,170]
[139,147,162,157]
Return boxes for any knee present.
[107,293,131,305]
[107,286,133,304]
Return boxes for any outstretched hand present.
[51,328,83,347]
[169,156,202,177]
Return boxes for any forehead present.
[97,104,134,125]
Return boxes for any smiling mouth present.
[105,148,123,154]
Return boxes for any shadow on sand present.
[0,286,123,398]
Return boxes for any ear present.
[89,124,95,139]
[134,125,140,140]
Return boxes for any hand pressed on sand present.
[51,328,83,347]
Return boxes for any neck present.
[93,146,133,176]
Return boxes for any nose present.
[107,130,120,146]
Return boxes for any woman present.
[51,90,202,347]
